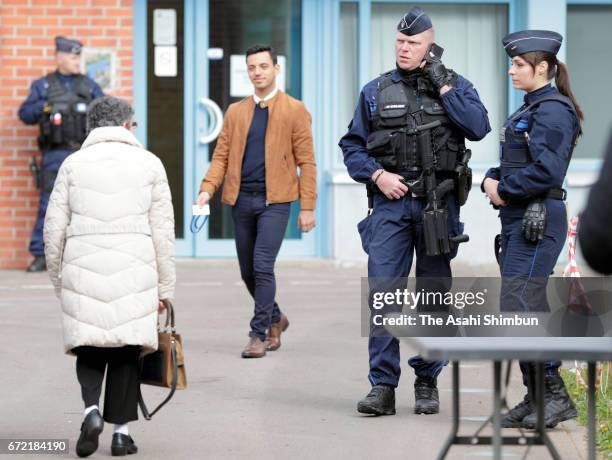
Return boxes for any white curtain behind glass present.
[337,3,359,168]
[567,6,612,160]
[370,3,508,163]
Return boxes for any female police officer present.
[482,30,583,429]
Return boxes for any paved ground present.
[0,260,590,459]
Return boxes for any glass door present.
[145,0,315,258]
[146,0,192,256]
[193,0,315,258]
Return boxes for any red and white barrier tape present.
[562,215,581,278]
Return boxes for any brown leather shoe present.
[266,314,289,351]
[241,336,266,358]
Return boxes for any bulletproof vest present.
[38,72,93,151]
[366,71,466,175]
[500,92,579,182]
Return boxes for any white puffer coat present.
[44,127,176,355]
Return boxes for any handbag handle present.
[138,335,179,420]
[139,299,179,420]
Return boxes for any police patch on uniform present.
[383,104,406,110]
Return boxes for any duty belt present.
[508,187,567,206]
[545,187,567,200]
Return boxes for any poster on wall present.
[230,55,286,98]
[81,49,115,92]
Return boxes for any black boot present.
[501,393,534,428]
[522,375,578,429]
[357,385,396,415]
[26,255,46,272]
[414,376,439,414]
[76,409,104,458]
[111,433,138,456]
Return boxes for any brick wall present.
[0,0,134,269]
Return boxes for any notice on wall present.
[229,55,286,98]
[154,46,177,77]
[81,48,115,91]
[153,9,176,46]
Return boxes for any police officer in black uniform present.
[483,30,582,429]
[340,7,490,416]
[19,36,104,272]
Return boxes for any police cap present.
[397,7,432,37]
[502,30,562,57]
[55,36,83,55]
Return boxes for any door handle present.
[199,98,223,144]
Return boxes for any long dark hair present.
[521,51,584,122]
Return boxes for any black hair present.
[245,44,277,65]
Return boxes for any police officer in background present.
[19,36,104,272]
[340,7,490,416]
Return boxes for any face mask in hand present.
[190,204,210,233]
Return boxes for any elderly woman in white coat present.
[43,96,175,458]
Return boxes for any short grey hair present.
[87,96,134,132]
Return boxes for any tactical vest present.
[366,71,466,175]
[500,92,579,185]
[38,73,93,151]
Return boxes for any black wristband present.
[373,169,384,184]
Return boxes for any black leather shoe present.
[76,409,104,458]
[357,385,396,415]
[111,433,138,456]
[26,255,46,272]
[414,376,440,414]
[501,393,534,428]
[522,375,578,429]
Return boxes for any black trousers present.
[73,345,141,424]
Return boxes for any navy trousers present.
[232,191,291,341]
[359,192,463,387]
[30,148,72,256]
[499,199,568,386]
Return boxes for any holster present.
[366,183,374,212]
[30,156,41,190]
[454,149,472,207]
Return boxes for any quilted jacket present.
[43,126,176,355]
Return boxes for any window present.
[567,5,612,160]
[337,2,358,167]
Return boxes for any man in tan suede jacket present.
[196,44,317,359]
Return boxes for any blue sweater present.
[240,104,269,192]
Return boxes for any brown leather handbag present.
[138,299,187,419]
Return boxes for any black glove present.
[423,59,454,92]
[522,199,547,242]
